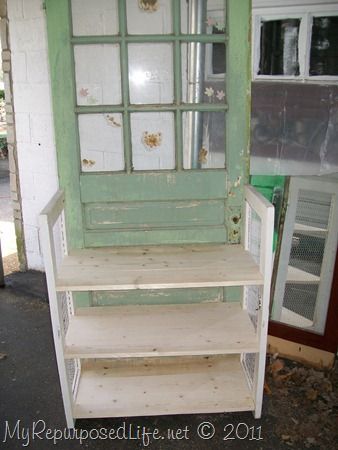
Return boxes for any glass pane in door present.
[78,114,124,172]
[183,111,225,169]
[131,112,175,170]
[128,43,174,104]
[74,45,122,105]
[126,0,172,34]
[181,0,226,34]
[71,0,119,36]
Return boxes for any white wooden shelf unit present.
[39,185,274,428]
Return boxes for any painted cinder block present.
[3,72,12,103]
[23,0,45,20]
[0,18,9,49]
[7,0,24,20]
[30,113,55,147]
[17,143,57,178]
[9,17,47,51]
[26,50,49,83]
[14,113,31,143]
[12,83,52,114]
[23,223,41,255]
[2,50,11,61]
[7,0,59,269]
[5,124,15,145]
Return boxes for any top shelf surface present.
[55,244,263,291]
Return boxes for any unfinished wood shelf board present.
[56,244,263,291]
[74,355,254,419]
[287,266,320,284]
[65,302,258,358]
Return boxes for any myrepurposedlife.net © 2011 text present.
[1,419,167,447]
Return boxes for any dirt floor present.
[0,270,337,450]
[264,355,338,449]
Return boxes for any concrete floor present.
[0,161,335,450]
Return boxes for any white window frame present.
[205,6,226,81]
[252,4,338,83]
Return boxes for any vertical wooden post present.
[39,190,74,428]
[244,186,274,419]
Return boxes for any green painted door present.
[45,0,250,252]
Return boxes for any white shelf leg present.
[39,192,75,429]
[244,186,274,419]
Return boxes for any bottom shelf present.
[74,355,254,419]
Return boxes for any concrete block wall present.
[7,0,58,270]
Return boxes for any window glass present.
[181,0,226,34]
[126,0,172,34]
[78,114,124,172]
[71,0,119,36]
[211,38,226,75]
[74,45,122,105]
[128,44,174,104]
[73,1,228,172]
[131,112,175,170]
[183,112,225,169]
[259,19,300,76]
[310,16,338,76]
[181,43,226,102]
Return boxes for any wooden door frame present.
[45,0,252,251]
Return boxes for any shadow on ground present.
[0,271,337,450]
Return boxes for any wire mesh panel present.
[52,212,68,271]
[52,212,79,402]
[241,352,256,390]
[246,206,262,266]
[242,284,261,393]
[57,292,72,337]
[242,199,261,393]
[276,188,331,332]
[280,283,318,328]
[65,359,81,397]
[244,285,262,332]
[243,193,261,398]
[56,291,80,400]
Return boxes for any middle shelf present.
[55,244,263,291]
[65,302,258,359]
